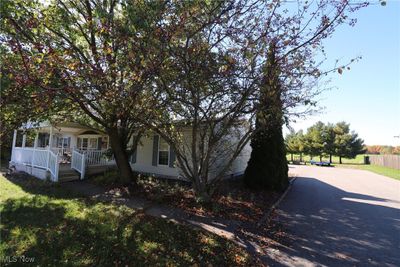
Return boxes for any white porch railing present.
[11,147,59,182]
[71,150,85,179]
[74,149,115,166]
[51,147,72,156]
[32,149,48,169]
[48,150,59,181]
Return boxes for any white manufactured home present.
[9,122,251,182]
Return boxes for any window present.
[38,133,49,147]
[89,138,97,149]
[158,138,169,166]
[78,138,88,150]
[57,137,70,148]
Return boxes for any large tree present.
[322,123,336,163]
[285,130,298,162]
[334,122,365,163]
[1,0,168,184]
[244,43,288,191]
[285,129,305,162]
[1,0,368,192]
[304,121,326,161]
[147,1,258,201]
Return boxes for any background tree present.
[322,123,336,163]
[365,145,381,154]
[295,130,306,162]
[285,130,298,162]
[334,121,365,163]
[285,130,305,162]
[304,121,326,161]
[392,146,400,155]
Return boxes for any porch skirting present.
[10,162,49,180]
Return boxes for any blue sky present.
[285,1,400,146]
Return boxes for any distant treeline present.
[365,145,400,155]
[285,121,365,164]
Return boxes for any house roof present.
[20,121,105,134]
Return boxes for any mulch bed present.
[101,175,282,224]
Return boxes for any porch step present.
[59,169,78,176]
[59,175,80,183]
[59,169,80,182]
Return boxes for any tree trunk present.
[319,155,322,162]
[193,177,212,204]
[329,154,332,163]
[108,128,135,185]
[300,153,303,162]
[339,156,342,164]
[291,153,293,162]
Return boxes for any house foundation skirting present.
[9,161,49,180]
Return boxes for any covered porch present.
[9,122,115,182]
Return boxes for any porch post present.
[12,130,17,149]
[34,131,38,149]
[31,131,38,169]
[47,127,53,169]
[48,127,53,150]
[11,130,17,162]
[22,133,26,148]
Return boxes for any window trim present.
[157,136,170,166]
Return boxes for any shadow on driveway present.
[264,176,400,267]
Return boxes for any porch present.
[9,123,115,182]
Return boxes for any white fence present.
[11,147,59,181]
[71,150,85,179]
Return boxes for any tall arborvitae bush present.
[244,43,288,191]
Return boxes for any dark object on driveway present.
[310,160,331,166]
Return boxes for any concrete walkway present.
[263,165,400,267]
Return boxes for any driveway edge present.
[257,176,297,227]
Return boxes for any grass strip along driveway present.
[0,174,254,266]
[333,164,400,181]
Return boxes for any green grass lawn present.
[287,154,399,180]
[286,154,366,164]
[0,174,253,266]
[333,164,400,181]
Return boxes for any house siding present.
[130,135,180,178]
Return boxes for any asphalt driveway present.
[264,165,400,267]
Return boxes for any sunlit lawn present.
[0,174,253,266]
[287,154,366,164]
[286,154,399,180]
[333,164,400,181]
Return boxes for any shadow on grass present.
[3,172,84,199]
[1,175,252,266]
